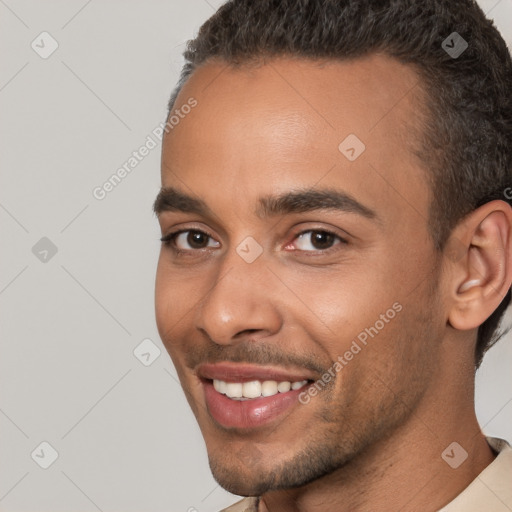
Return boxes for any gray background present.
[1,1,511,511]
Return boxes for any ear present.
[447,200,512,331]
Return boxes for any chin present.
[207,439,348,497]
[209,458,270,496]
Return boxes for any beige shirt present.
[221,437,512,512]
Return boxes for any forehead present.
[161,54,430,230]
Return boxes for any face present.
[155,54,447,496]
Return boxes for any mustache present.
[185,339,327,375]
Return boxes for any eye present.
[161,229,220,251]
[161,227,347,255]
[287,230,346,252]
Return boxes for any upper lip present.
[197,362,316,383]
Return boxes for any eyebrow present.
[153,186,377,221]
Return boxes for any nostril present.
[236,328,261,337]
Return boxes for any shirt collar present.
[438,437,512,511]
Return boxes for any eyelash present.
[160,228,348,256]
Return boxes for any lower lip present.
[203,380,309,429]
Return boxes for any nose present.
[194,252,282,346]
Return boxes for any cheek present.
[154,258,172,330]
[154,256,192,352]
[297,269,435,401]
[286,266,395,349]
[155,254,200,315]
[320,304,434,433]
[348,298,441,401]
[301,245,431,356]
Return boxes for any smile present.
[213,378,309,399]
[197,363,315,429]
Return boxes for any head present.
[154,0,512,498]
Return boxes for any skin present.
[154,54,512,512]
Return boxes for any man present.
[153,0,512,510]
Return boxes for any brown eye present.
[187,231,210,248]
[310,231,336,249]
[161,230,220,251]
[293,230,343,252]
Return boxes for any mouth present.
[198,363,316,429]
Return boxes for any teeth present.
[242,380,262,398]
[212,379,308,399]
[225,382,243,398]
[261,380,278,396]
[213,379,227,394]
[277,381,291,393]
